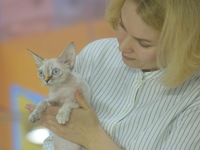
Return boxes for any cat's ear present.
[27,49,45,68]
[58,42,76,68]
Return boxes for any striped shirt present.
[43,38,200,150]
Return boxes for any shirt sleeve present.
[42,131,54,150]
[72,39,100,83]
[161,105,200,150]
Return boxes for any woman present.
[26,0,200,149]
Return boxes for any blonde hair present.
[106,0,200,87]
[106,0,125,30]
[158,0,200,87]
[106,0,164,31]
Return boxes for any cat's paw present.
[56,110,70,124]
[28,111,42,123]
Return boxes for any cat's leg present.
[80,82,91,103]
[28,100,49,123]
[56,101,79,124]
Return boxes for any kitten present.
[28,43,90,150]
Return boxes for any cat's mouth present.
[43,81,52,86]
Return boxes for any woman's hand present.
[25,89,121,150]
[40,90,102,147]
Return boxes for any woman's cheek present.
[116,28,126,45]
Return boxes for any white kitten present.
[28,43,90,150]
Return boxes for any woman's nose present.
[119,36,133,53]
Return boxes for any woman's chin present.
[122,58,140,68]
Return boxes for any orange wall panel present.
[0,19,114,150]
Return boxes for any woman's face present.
[116,0,160,71]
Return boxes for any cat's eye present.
[38,70,44,77]
[52,68,60,75]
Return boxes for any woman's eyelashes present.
[118,19,152,48]
[138,40,152,48]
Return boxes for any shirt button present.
[137,78,143,84]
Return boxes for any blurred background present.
[0,0,114,149]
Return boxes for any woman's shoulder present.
[88,38,118,47]
[73,38,123,84]
[78,38,119,62]
[82,38,118,53]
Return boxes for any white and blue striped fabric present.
[43,38,200,150]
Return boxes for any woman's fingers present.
[25,104,36,112]
[75,89,91,110]
[26,89,90,114]
[25,103,59,115]
[44,106,59,115]
[40,117,59,131]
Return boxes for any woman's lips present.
[122,54,136,60]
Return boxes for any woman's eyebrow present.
[120,13,153,43]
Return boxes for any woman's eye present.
[139,41,151,48]
[52,68,60,75]
[38,70,44,77]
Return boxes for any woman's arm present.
[85,126,121,150]
[160,105,200,150]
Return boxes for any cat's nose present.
[45,79,50,83]
[44,76,52,83]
